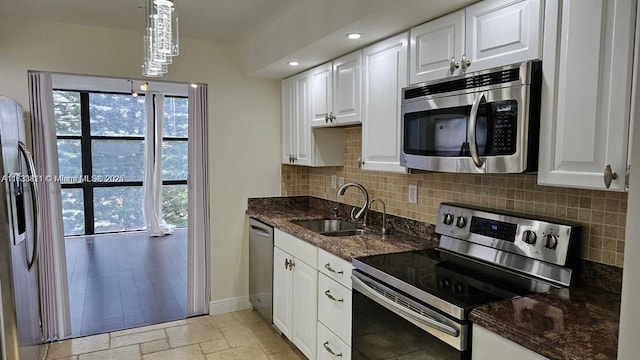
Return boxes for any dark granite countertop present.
[246,196,438,261]
[470,286,621,360]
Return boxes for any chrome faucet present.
[337,182,369,226]
[369,198,388,236]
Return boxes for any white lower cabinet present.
[317,322,351,360]
[273,230,318,359]
[472,324,548,360]
[317,274,352,344]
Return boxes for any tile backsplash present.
[281,127,627,267]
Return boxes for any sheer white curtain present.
[143,93,174,237]
[187,85,210,315]
[28,71,71,341]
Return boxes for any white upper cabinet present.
[465,0,542,72]
[332,51,362,125]
[537,0,636,191]
[410,10,465,84]
[310,63,333,127]
[409,0,542,84]
[311,51,362,127]
[282,72,345,167]
[362,32,410,173]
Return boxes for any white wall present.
[0,16,282,304]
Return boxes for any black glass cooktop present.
[353,248,529,318]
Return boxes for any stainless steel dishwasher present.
[249,217,273,323]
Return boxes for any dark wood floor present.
[65,229,187,337]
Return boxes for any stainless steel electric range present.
[351,203,581,360]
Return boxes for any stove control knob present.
[443,213,454,225]
[543,234,558,249]
[455,216,467,228]
[522,230,537,245]
[454,283,464,294]
[439,279,451,289]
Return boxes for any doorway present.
[51,79,191,337]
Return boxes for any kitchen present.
[0,0,639,359]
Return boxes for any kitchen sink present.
[290,218,369,237]
[320,229,369,237]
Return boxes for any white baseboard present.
[209,296,251,315]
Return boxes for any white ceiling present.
[1,0,477,78]
[0,0,303,43]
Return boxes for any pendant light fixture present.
[130,80,139,97]
[142,0,179,77]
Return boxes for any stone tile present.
[110,320,187,337]
[111,329,166,348]
[231,310,263,325]
[205,345,269,360]
[140,339,170,355]
[268,349,305,360]
[142,344,205,360]
[77,345,141,360]
[247,323,292,355]
[47,334,110,358]
[200,338,231,354]
[47,356,78,360]
[165,320,224,348]
[221,326,258,348]
[211,313,242,329]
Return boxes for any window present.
[53,90,188,235]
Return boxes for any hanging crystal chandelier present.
[142,0,179,77]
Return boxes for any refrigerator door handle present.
[18,141,39,272]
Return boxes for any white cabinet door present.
[281,77,295,165]
[310,63,333,127]
[472,325,548,360]
[465,0,542,72]
[292,259,318,360]
[317,274,352,345]
[294,73,312,166]
[317,322,351,360]
[362,32,410,173]
[410,10,465,84]
[538,0,636,191]
[272,246,293,338]
[332,51,362,126]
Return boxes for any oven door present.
[400,84,531,174]
[352,272,470,360]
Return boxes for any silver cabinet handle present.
[357,157,364,168]
[460,54,471,72]
[468,91,486,169]
[324,263,343,274]
[323,341,343,357]
[289,259,295,270]
[18,142,39,272]
[325,113,329,123]
[329,111,335,122]
[604,164,618,189]
[324,289,344,302]
[285,258,290,269]
[449,57,460,74]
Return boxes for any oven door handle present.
[468,91,486,169]
[352,275,460,337]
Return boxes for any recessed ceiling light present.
[190,83,198,88]
[288,61,300,66]
[346,33,362,40]
[139,82,149,91]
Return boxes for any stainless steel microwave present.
[400,61,542,173]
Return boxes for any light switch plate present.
[331,175,337,189]
[408,184,418,204]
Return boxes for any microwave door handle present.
[469,91,486,169]
[18,142,39,272]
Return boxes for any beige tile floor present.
[43,310,306,360]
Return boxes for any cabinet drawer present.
[275,229,317,268]
[317,322,351,360]
[318,273,352,344]
[318,248,352,289]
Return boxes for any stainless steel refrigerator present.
[0,96,43,360]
